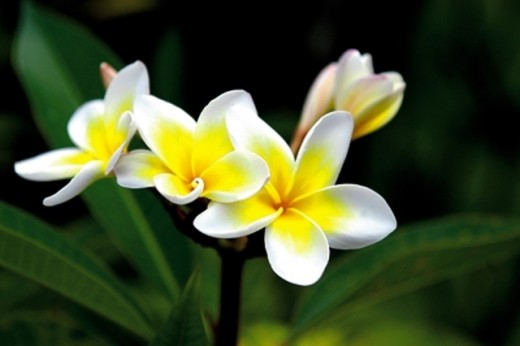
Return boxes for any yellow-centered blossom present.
[14,61,149,206]
[195,111,396,285]
[114,90,269,205]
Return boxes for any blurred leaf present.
[0,200,153,340]
[150,270,210,346]
[0,270,43,310]
[82,184,191,299]
[192,244,220,321]
[12,1,122,147]
[286,291,482,345]
[241,257,299,325]
[239,321,289,346]
[0,310,113,346]
[343,319,480,346]
[417,258,518,333]
[316,289,484,346]
[61,217,122,264]
[242,316,480,346]
[12,0,190,301]
[289,214,520,340]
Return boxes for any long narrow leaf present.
[12,1,121,147]
[290,214,520,340]
[82,183,191,298]
[0,310,114,346]
[0,200,153,340]
[12,1,189,300]
[150,270,210,346]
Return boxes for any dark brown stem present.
[215,246,245,346]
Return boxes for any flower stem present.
[215,245,245,346]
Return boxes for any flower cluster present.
[15,49,404,285]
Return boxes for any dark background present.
[1,1,520,345]
[2,0,519,227]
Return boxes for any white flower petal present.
[133,94,195,180]
[14,148,93,181]
[67,100,105,153]
[299,63,337,131]
[294,184,396,250]
[43,160,104,206]
[197,90,257,127]
[351,82,405,139]
[105,111,137,174]
[193,90,256,174]
[104,61,149,128]
[226,106,294,194]
[114,149,169,188]
[194,190,282,238]
[290,111,353,198]
[334,49,374,97]
[381,72,405,87]
[265,209,329,286]
[201,150,269,203]
[154,174,202,205]
[335,74,395,115]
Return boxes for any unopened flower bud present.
[291,49,405,153]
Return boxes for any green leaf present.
[0,200,153,340]
[12,1,188,300]
[150,270,210,346]
[0,270,43,310]
[289,214,520,340]
[0,310,114,346]
[416,262,518,332]
[82,183,190,299]
[342,319,480,346]
[61,217,123,264]
[241,257,299,325]
[11,1,122,147]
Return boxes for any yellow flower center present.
[265,182,292,212]
[190,178,202,190]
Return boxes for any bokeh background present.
[2,0,520,225]
[1,0,520,345]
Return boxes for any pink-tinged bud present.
[291,49,405,152]
[300,63,337,131]
[100,62,117,89]
[334,50,405,139]
[291,63,337,153]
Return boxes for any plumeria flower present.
[291,49,405,152]
[14,61,149,206]
[195,110,396,286]
[114,90,270,205]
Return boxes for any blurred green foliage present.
[0,0,520,345]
